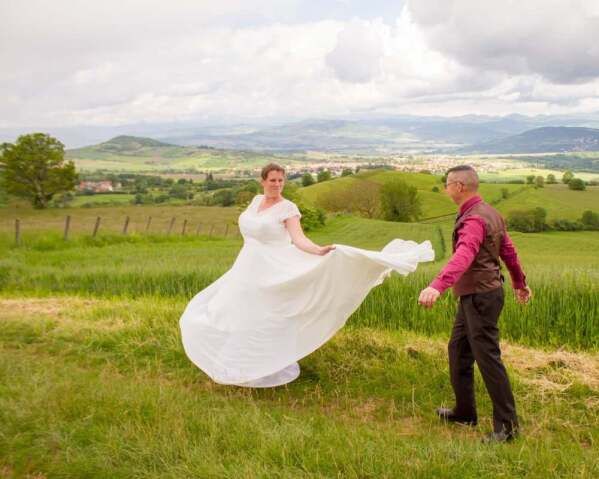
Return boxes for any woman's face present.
[261,170,285,197]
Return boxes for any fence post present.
[181,219,187,235]
[145,216,152,234]
[92,216,101,238]
[168,217,175,235]
[208,224,214,238]
[224,223,229,237]
[196,223,202,235]
[122,216,130,235]
[63,215,71,241]
[15,218,20,246]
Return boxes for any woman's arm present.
[285,216,335,255]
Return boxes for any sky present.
[2,0,599,129]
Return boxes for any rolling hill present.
[65,135,292,172]
[463,127,599,154]
[298,170,598,221]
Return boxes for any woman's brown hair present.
[261,163,286,180]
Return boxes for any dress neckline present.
[256,195,285,214]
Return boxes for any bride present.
[180,163,434,387]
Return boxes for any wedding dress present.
[180,194,434,387]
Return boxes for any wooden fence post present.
[15,219,20,246]
[224,223,229,238]
[92,216,101,238]
[196,223,202,235]
[181,219,187,235]
[168,217,175,235]
[145,216,152,234]
[63,215,71,241]
[122,216,130,235]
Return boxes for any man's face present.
[444,173,465,204]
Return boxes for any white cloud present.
[1,0,599,129]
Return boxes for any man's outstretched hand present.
[418,287,441,308]
[515,286,532,304]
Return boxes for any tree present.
[546,173,557,184]
[562,170,574,184]
[317,170,332,182]
[301,173,315,187]
[526,175,535,185]
[506,207,547,233]
[0,133,77,209]
[581,210,599,230]
[568,178,586,191]
[535,176,545,188]
[341,168,353,177]
[380,180,421,222]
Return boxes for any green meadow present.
[1,176,598,476]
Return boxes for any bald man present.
[418,165,531,443]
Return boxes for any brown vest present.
[452,200,505,296]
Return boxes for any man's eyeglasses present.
[444,180,463,189]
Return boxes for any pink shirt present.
[429,196,526,294]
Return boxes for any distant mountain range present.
[5,113,599,154]
[460,127,599,154]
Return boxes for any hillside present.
[298,170,526,219]
[65,136,292,172]
[464,127,599,154]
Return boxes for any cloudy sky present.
[2,0,599,129]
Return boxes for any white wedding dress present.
[180,194,434,387]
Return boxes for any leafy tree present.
[341,168,353,177]
[568,178,586,191]
[506,207,547,232]
[380,180,421,222]
[212,189,235,206]
[535,176,545,188]
[317,170,332,182]
[501,188,510,199]
[546,173,557,184]
[581,210,599,230]
[301,173,315,187]
[562,170,574,184]
[0,133,77,209]
[526,175,535,185]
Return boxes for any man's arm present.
[500,231,532,303]
[418,217,485,307]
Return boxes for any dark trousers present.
[448,287,518,433]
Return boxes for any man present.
[418,165,531,443]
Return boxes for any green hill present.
[298,170,526,219]
[66,136,294,172]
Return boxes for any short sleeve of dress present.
[280,200,302,221]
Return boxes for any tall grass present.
[1,221,597,349]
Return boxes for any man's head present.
[444,165,479,205]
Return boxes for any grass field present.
[1,200,598,476]
[1,295,597,477]
[298,170,599,221]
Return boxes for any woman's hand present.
[318,245,336,255]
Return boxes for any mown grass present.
[1,296,597,477]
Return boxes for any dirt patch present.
[0,297,99,319]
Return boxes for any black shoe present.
[482,430,518,444]
[436,407,478,426]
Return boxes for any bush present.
[211,189,235,206]
[581,210,599,230]
[535,176,544,188]
[562,170,574,184]
[316,180,381,219]
[317,170,332,182]
[550,218,584,231]
[546,174,557,184]
[298,203,326,231]
[526,175,535,185]
[431,186,440,193]
[506,207,547,232]
[301,173,315,187]
[380,180,422,222]
[568,178,586,190]
[501,188,510,199]
[341,168,353,177]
